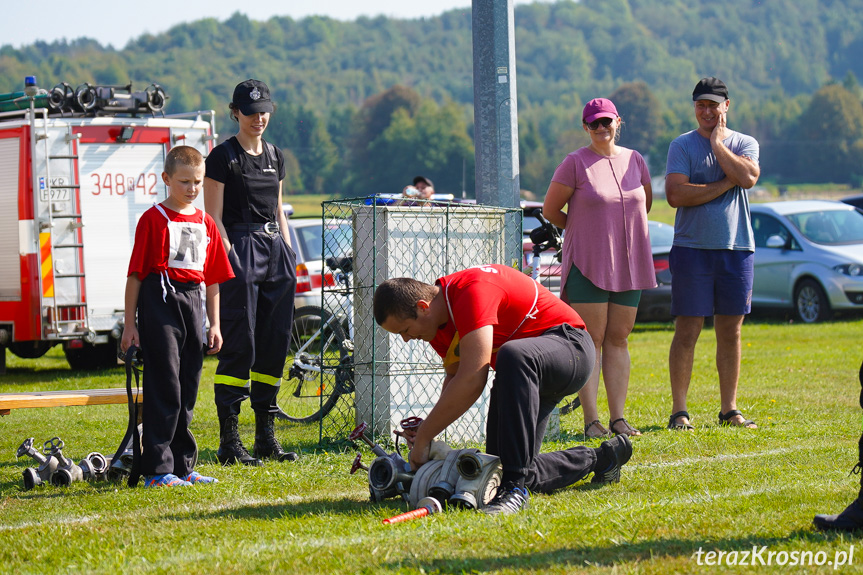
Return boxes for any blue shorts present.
[670,246,753,317]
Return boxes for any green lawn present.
[2,317,863,574]
[284,194,338,218]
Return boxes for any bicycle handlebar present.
[529,208,562,253]
[326,255,353,274]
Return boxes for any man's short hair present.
[373,278,437,325]
[164,145,204,176]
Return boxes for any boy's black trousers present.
[137,274,204,477]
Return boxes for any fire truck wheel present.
[64,342,118,371]
[7,341,54,359]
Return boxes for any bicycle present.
[276,256,355,424]
[525,208,581,416]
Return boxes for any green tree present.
[293,108,338,194]
[358,99,474,196]
[281,148,304,195]
[609,82,665,169]
[794,83,863,184]
[347,85,422,194]
[519,119,550,197]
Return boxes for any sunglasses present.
[585,117,614,130]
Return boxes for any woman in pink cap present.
[542,98,655,438]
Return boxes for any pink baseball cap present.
[582,98,618,123]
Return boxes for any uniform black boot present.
[815,363,863,531]
[814,498,863,531]
[217,414,262,466]
[253,413,299,462]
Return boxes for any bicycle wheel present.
[277,306,350,424]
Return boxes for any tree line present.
[1,0,862,196]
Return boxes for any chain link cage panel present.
[311,197,523,446]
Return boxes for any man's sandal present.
[609,418,642,437]
[584,419,612,438]
[667,411,694,431]
[718,410,757,428]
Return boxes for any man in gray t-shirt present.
[664,77,761,432]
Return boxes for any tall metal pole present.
[472,0,520,208]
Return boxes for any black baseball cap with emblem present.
[232,79,274,115]
[692,77,729,103]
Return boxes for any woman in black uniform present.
[204,79,297,465]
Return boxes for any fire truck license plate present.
[38,176,71,201]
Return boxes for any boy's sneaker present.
[143,473,192,488]
[181,471,218,485]
[592,434,633,484]
[482,484,530,515]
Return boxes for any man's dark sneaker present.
[482,485,530,515]
[814,499,863,531]
[592,434,632,484]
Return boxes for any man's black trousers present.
[486,323,597,493]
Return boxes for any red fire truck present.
[0,78,217,371]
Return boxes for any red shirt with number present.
[127,204,234,285]
[430,264,586,370]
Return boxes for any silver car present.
[287,216,353,310]
[750,200,863,322]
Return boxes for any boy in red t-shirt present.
[121,146,234,487]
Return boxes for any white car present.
[750,200,863,322]
[287,216,353,310]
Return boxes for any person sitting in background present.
[403,176,435,200]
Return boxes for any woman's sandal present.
[584,419,612,438]
[609,418,642,437]
[667,411,694,431]
[718,409,757,428]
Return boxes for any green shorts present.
[565,265,642,307]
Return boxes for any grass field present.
[2,316,863,574]
[285,183,858,222]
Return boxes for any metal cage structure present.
[304,197,523,445]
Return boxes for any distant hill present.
[4,1,861,108]
[2,0,862,194]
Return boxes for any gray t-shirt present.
[665,129,759,251]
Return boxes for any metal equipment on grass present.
[16,436,109,490]
[348,418,503,513]
[45,437,84,486]
[17,437,59,490]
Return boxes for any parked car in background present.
[840,193,863,212]
[285,209,353,309]
[636,220,674,322]
[750,200,863,322]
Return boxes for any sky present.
[1,1,535,50]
